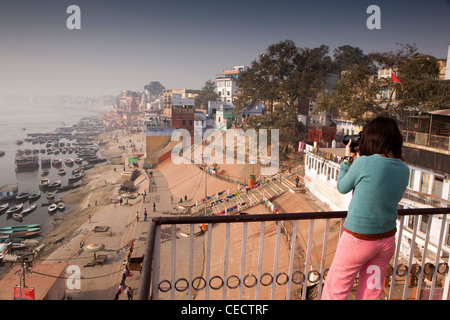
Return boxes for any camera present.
[343,132,361,151]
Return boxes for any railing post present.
[286,220,298,300]
[137,220,157,300]
[429,214,447,300]
[302,220,314,299]
[388,216,404,300]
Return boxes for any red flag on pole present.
[390,71,403,89]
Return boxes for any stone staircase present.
[196,165,306,216]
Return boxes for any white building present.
[194,111,207,137]
[215,66,247,103]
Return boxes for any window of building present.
[420,172,431,194]
[420,215,430,233]
[409,169,415,189]
[407,215,416,229]
[432,176,444,198]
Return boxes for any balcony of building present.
[137,207,450,300]
[401,109,450,153]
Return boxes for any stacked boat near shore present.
[0,224,42,239]
[0,185,18,202]
[15,155,39,169]
[0,116,105,235]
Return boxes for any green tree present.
[315,43,449,126]
[144,81,165,101]
[195,80,219,109]
[332,45,372,73]
[235,40,332,150]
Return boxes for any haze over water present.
[0,99,100,233]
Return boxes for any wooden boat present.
[48,203,58,213]
[41,169,49,176]
[10,243,26,250]
[86,157,107,164]
[28,191,41,201]
[58,168,66,175]
[22,204,37,215]
[47,192,55,200]
[81,164,94,170]
[0,228,41,236]
[57,202,65,211]
[47,180,61,188]
[0,150,5,157]
[40,178,50,187]
[0,184,18,201]
[68,172,85,183]
[41,157,51,167]
[22,230,41,238]
[15,192,30,201]
[72,168,82,175]
[5,203,23,214]
[0,236,24,243]
[0,204,8,214]
[52,158,62,167]
[75,158,83,165]
[15,155,39,169]
[65,158,74,166]
[12,213,23,222]
[16,140,23,145]
[0,224,41,231]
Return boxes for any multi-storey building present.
[215,66,247,103]
[162,90,196,137]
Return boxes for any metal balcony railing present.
[137,207,449,300]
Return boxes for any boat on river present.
[5,203,23,214]
[40,178,50,187]
[0,184,18,201]
[48,203,58,213]
[15,192,30,201]
[15,155,39,169]
[28,192,41,201]
[0,203,9,214]
[21,204,37,215]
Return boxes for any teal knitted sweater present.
[338,154,410,235]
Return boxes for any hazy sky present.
[1,0,449,97]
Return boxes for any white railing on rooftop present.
[138,207,450,300]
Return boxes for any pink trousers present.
[321,231,395,300]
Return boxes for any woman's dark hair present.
[358,117,403,159]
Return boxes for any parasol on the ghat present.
[83,243,105,261]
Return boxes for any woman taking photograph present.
[321,117,410,300]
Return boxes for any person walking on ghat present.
[136,212,139,222]
[144,208,147,221]
[153,202,156,212]
[295,176,300,187]
[321,117,410,300]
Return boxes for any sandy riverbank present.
[36,132,132,262]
